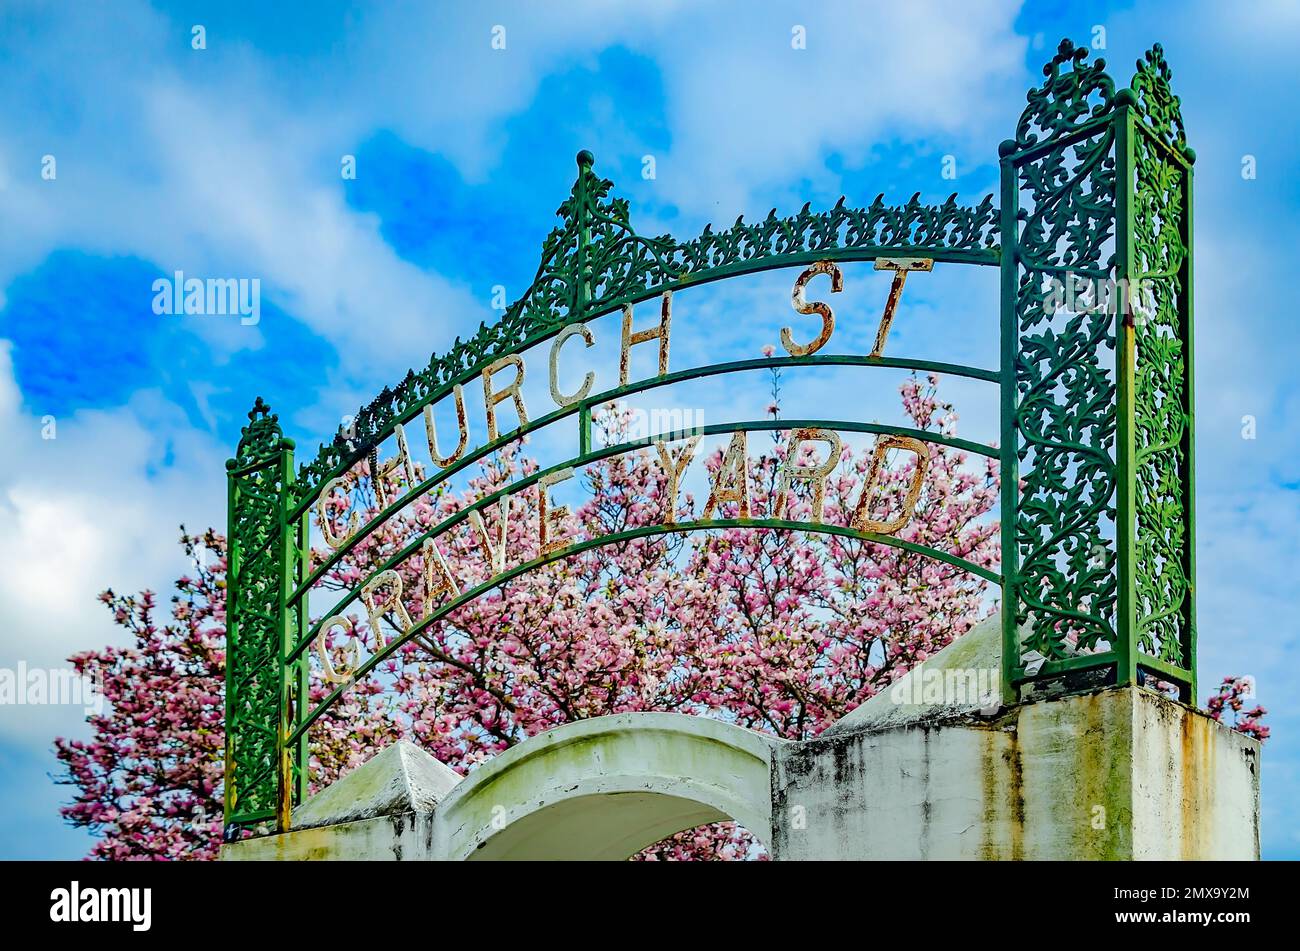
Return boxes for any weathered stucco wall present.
[1129,690,1260,860]
[224,712,776,861]
[223,687,1258,861]
[771,686,1259,860]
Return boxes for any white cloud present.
[340,1,1026,215]
[0,1,1030,383]
[0,1,484,377]
[0,342,227,748]
[643,0,1025,214]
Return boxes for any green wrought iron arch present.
[290,515,1001,749]
[287,358,1001,610]
[287,418,1000,663]
[283,150,1001,520]
[225,38,1198,834]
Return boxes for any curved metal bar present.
[290,516,1001,744]
[289,417,999,657]
[289,245,1000,515]
[288,352,999,587]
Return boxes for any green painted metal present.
[287,356,999,607]
[997,97,1022,709]
[998,40,1196,702]
[287,417,1000,664]
[289,516,1001,748]
[223,37,1198,830]
[1116,90,1139,690]
[224,400,299,827]
[282,157,1001,522]
[999,41,1122,697]
[1130,47,1196,698]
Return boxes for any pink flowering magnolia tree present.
[1205,676,1269,742]
[59,373,1259,861]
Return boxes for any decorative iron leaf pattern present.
[225,399,287,822]
[1130,44,1187,152]
[230,397,286,469]
[1016,38,1116,150]
[1010,40,1120,662]
[1131,65,1191,667]
[287,157,1000,507]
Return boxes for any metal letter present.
[870,257,933,357]
[774,427,843,522]
[360,569,414,650]
[538,468,575,556]
[654,436,701,525]
[702,430,750,520]
[550,323,596,407]
[482,354,529,441]
[468,497,511,576]
[373,422,419,508]
[784,261,842,357]
[619,291,671,386]
[316,475,360,549]
[424,384,470,468]
[316,616,359,684]
[421,537,460,618]
[850,435,930,534]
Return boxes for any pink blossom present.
[56,377,1014,861]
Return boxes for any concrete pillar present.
[771,686,1259,860]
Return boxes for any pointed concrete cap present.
[291,741,463,830]
[825,612,1003,735]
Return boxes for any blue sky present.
[0,0,1296,859]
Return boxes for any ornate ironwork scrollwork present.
[1005,40,1195,693]
[225,399,290,823]
[1008,41,1120,663]
[1131,52,1192,669]
[288,156,1000,507]
[1016,38,1116,150]
[1130,44,1187,153]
